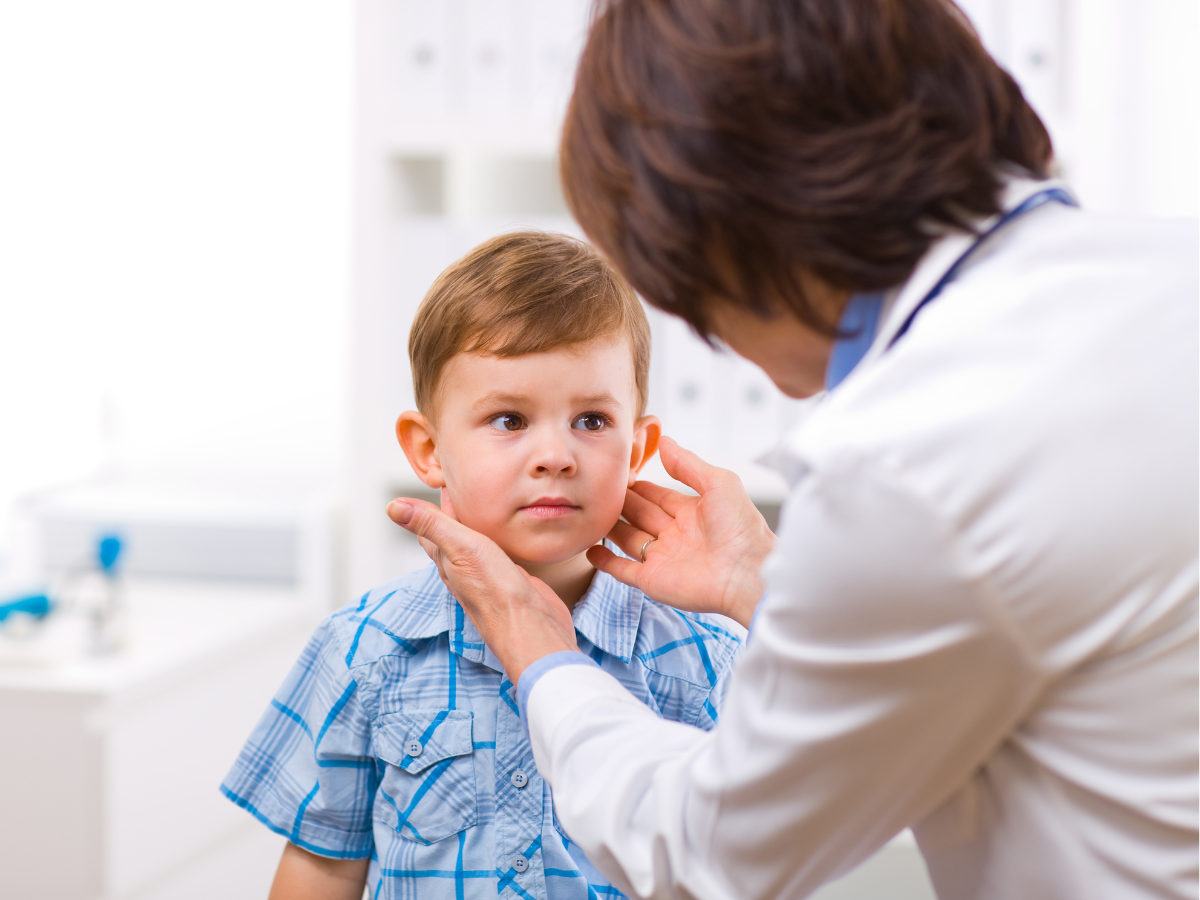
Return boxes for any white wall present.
[0,1,353,565]
[1068,0,1199,216]
[1,0,1194,582]
[958,0,1199,217]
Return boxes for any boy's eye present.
[488,413,525,432]
[572,413,608,432]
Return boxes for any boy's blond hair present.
[409,230,651,418]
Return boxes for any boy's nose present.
[529,429,576,476]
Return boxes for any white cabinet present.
[521,0,590,120]
[394,0,452,118]
[462,0,516,118]
[0,581,314,900]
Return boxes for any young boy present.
[221,231,744,900]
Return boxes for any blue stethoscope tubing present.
[824,186,1077,392]
[886,186,1078,350]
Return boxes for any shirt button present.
[510,769,528,789]
[512,855,529,873]
[406,740,423,758]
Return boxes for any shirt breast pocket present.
[374,709,477,844]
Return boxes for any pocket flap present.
[376,709,474,775]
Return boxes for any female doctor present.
[388,1,1198,897]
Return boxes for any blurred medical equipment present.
[0,530,129,662]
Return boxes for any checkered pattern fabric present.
[221,562,744,900]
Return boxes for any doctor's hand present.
[587,437,775,629]
[385,495,578,683]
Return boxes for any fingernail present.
[388,500,414,525]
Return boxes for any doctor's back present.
[758,199,1198,899]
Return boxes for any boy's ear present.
[396,411,446,489]
[629,415,662,485]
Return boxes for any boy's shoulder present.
[324,562,454,670]
[578,544,744,675]
[571,567,744,690]
[630,590,746,686]
[317,563,745,684]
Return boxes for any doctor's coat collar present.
[762,174,1072,488]
[835,174,1072,389]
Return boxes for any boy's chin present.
[498,536,601,568]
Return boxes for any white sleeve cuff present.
[516,650,599,723]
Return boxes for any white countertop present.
[0,577,319,700]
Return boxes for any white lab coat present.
[526,180,1199,900]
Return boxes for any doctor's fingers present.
[388,498,495,570]
[621,486,676,536]
[393,499,528,602]
[629,479,693,520]
[657,436,730,495]
[606,518,659,562]
[419,538,456,595]
[586,543,645,591]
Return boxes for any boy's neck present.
[519,552,596,611]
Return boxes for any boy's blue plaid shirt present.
[222,562,744,900]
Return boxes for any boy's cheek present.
[588,460,634,528]
[439,450,510,524]
[442,484,507,539]
[443,443,633,553]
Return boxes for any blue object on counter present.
[0,593,52,623]
[98,534,123,574]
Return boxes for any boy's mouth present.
[520,497,581,519]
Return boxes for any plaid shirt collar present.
[390,564,644,670]
[570,568,644,663]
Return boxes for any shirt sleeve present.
[221,615,378,858]
[517,650,600,724]
[526,460,1046,899]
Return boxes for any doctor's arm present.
[387,451,1045,898]
[528,461,1046,899]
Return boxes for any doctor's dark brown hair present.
[561,0,1054,336]
[408,230,651,418]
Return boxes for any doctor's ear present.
[396,411,445,489]
[629,415,662,485]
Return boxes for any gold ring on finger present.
[640,537,656,563]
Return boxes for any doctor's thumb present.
[388,498,450,541]
[387,499,415,526]
[388,498,471,559]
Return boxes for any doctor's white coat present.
[527,180,1199,900]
